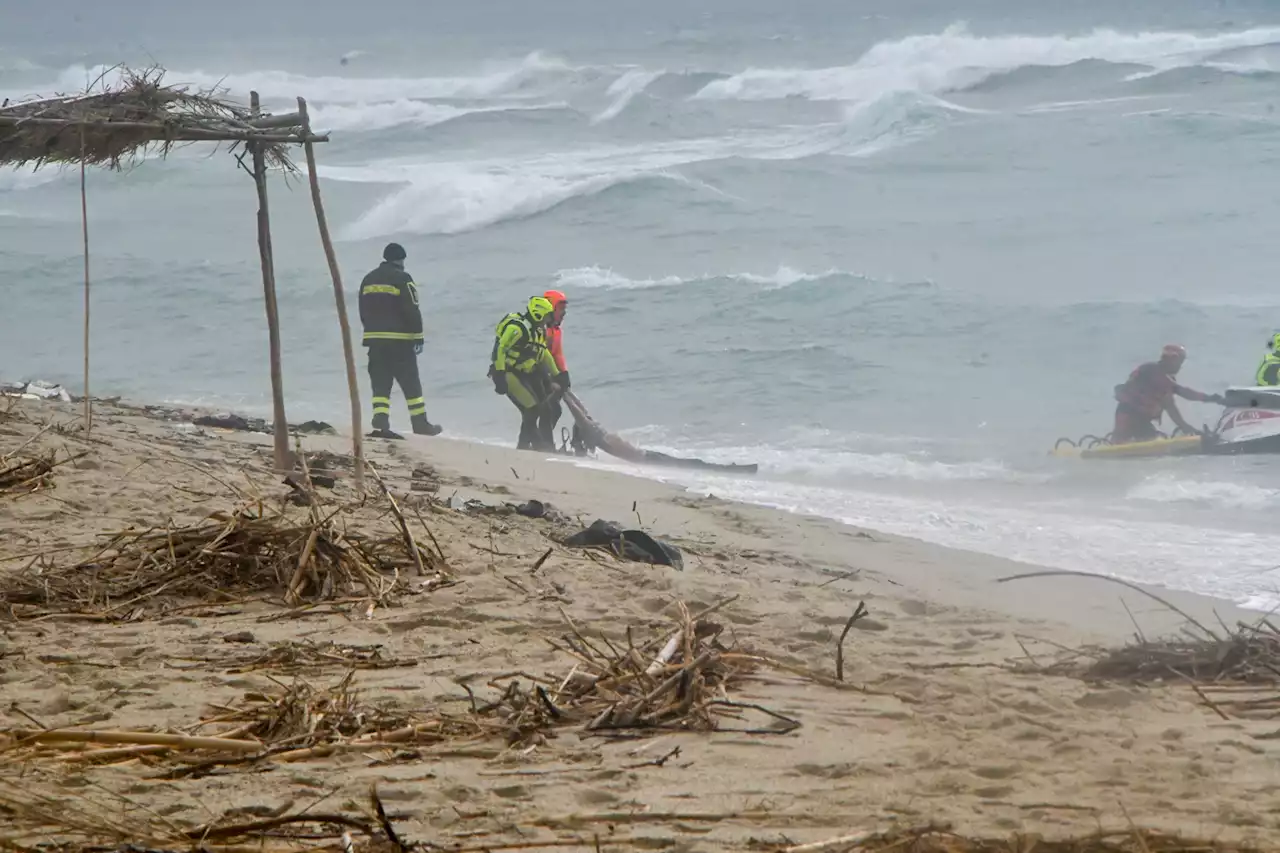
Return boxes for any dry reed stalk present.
[478,600,799,744]
[0,66,306,172]
[1,728,261,753]
[0,771,397,853]
[216,640,418,675]
[0,453,55,495]
[0,499,447,619]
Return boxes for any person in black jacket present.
[358,243,442,438]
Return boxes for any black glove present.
[492,371,508,395]
[1209,393,1226,405]
[414,342,423,356]
[557,370,570,390]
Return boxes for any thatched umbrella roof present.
[0,66,327,172]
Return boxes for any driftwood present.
[1,729,261,753]
[0,500,446,619]
[486,600,800,742]
[297,96,364,491]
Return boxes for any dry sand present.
[1,396,1278,850]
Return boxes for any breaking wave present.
[50,52,580,106]
[1127,473,1280,511]
[553,265,855,290]
[692,23,1280,102]
[323,99,941,237]
[592,69,664,123]
[309,99,571,132]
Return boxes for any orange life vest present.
[545,324,566,372]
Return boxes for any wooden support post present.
[297,97,364,491]
[79,129,91,435]
[249,90,292,473]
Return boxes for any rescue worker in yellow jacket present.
[489,296,565,451]
[1256,332,1280,387]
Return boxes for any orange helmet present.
[544,289,568,309]
[1161,343,1187,361]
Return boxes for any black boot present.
[411,414,442,437]
[517,412,540,450]
[369,413,404,440]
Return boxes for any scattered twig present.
[530,546,554,575]
[835,601,869,682]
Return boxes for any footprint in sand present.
[899,599,931,617]
[1074,687,1141,710]
[441,785,478,803]
[974,785,1015,799]
[794,762,861,779]
[972,765,1018,780]
[635,597,665,614]
[577,788,620,806]
[492,785,532,800]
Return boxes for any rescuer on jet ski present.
[1112,344,1226,443]
[1256,333,1280,387]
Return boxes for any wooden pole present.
[297,96,364,491]
[79,129,91,435]
[249,91,292,473]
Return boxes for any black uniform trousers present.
[367,341,426,430]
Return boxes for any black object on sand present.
[563,519,683,570]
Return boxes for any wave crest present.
[554,265,855,290]
[1127,473,1280,510]
[693,23,1280,102]
[51,52,576,106]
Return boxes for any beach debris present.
[0,453,56,495]
[410,464,440,492]
[482,600,796,742]
[1066,621,1280,722]
[0,380,74,403]
[215,640,418,675]
[204,671,421,750]
[295,420,336,435]
[190,413,334,436]
[193,412,269,433]
[998,569,1280,722]
[514,498,568,522]
[0,500,446,619]
[439,494,567,523]
[563,518,683,569]
[0,772,402,853]
[835,601,870,682]
[0,766,1273,853]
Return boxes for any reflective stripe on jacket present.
[359,261,423,345]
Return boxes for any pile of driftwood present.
[482,600,799,744]
[199,672,427,753]
[0,672,485,771]
[0,500,446,619]
[1079,619,1280,721]
[0,601,807,772]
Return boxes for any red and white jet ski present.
[1207,386,1280,455]
[1053,386,1280,459]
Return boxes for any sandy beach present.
[2,395,1278,850]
